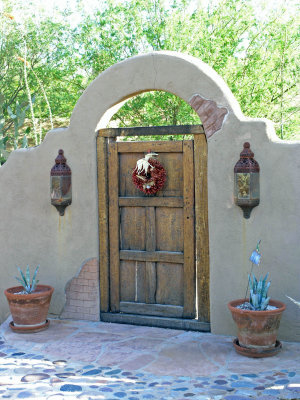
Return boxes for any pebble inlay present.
[0,318,299,400]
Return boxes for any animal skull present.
[134,153,158,175]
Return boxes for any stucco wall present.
[0,52,299,341]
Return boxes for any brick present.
[86,293,98,301]
[75,313,86,319]
[86,258,97,264]
[70,292,87,301]
[68,283,78,292]
[89,307,99,314]
[87,262,97,269]
[82,300,96,308]
[70,299,85,307]
[71,278,82,285]
[75,306,89,314]
[83,272,98,280]
[88,280,98,287]
[63,305,77,313]
[188,94,227,138]
[61,312,78,319]
[76,312,98,321]
[74,284,85,292]
[61,258,100,322]
[84,263,98,273]
[80,292,88,301]
[77,280,88,287]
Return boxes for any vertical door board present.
[183,140,195,318]
[97,136,109,312]
[145,207,156,304]
[108,140,120,312]
[194,134,210,322]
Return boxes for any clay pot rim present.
[228,298,286,315]
[4,284,54,300]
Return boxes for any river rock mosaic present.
[0,339,299,399]
[0,319,299,399]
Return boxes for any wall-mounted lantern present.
[234,142,260,219]
[50,149,72,216]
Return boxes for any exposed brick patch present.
[60,258,100,321]
[189,95,228,138]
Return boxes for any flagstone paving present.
[0,318,299,399]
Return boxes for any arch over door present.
[97,125,209,331]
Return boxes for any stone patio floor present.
[0,318,299,399]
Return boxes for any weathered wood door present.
[97,125,210,331]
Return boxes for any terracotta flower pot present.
[4,284,54,333]
[228,298,285,357]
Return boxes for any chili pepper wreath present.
[132,152,166,195]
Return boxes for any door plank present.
[145,207,156,251]
[145,207,156,303]
[99,124,204,138]
[120,207,146,250]
[119,197,184,208]
[120,302,183,318]
[117,141,182,153]
[145,262,156,303]
[120,250,184,264]
[120,260,146,303]
[183,140,195,318]
[194,134,210,322]
[156,262,184,306]
[108,139,120,312]
[156,208,183,251]
[97,136,109,312]
[135,261,146,303]
[120,250,184,263]
[101,312,210,331]
[155,153,183,197]
[120,260,135,302]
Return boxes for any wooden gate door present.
[97,125,210,331]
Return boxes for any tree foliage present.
[0,0,298,160]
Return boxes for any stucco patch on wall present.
[189,94,228,138]
[60,258,100,321]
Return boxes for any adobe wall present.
[0,52,299,341]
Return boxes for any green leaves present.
[0,0,298,151]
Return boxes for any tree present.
[0,0,298,158]
[0,7,84,154]
[75,0,299,138]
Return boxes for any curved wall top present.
[70,51,244,137]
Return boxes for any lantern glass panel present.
[236,173,250,199]
[51,175,71,206]
[250,172,259,201]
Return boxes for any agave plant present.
[248,273,271,310]
[15,265,39,294]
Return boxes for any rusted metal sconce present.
[234,142,260,219]
[50,149,72,216]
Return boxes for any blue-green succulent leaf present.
[25,265,30,286]
[17,267,27,287]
